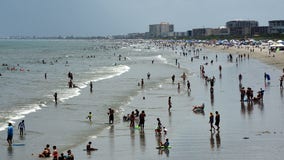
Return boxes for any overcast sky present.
[0,0,283,37]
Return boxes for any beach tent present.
[268,40,275,44]
[270,43,284,52]
[277,40,284,44]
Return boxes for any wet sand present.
[66,47,284,160]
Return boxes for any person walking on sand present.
[209,112,215,131]
[18,120,25,136]
[215,111,220,131]
[238,74,242,84]
[187,80,191,91]
[7,123,13,146]
[168,96,172,111]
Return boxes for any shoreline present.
[203,44,284,71]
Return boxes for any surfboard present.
[83,148,98,151]
[156,146,172,149]
[12,143,25,146]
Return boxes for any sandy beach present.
[1,40,284,160]
[59,43,284,160]
[69,44,284,160]
[204,44,284,70]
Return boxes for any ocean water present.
[0,39,184,156]
[0,39,127,130]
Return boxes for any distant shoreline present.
[204,44,284,71]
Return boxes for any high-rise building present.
[149,22,174,38]
[269,20,284,34]
[226,20,258,36]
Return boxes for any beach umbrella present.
[277,40,283,43]
[268,40,274,43]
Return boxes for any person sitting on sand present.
[66,150,74,160]
[159,138,170,148]
[38,144,51,158]
[123,114,130,121]
[192,103,205,112]
[58,153,65,160]
[253,88,264,102]
[86,141,98,151]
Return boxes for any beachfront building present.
[251,26,269,36]
[269,20,284,34]
[192,28,212,38]
[226,20,258,37]
[173,32,188,39]
[148,22,174,38]
[192,27,229,38]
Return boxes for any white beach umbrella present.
[277,40,283,43]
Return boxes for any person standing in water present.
[90,81,93,92]
[171,74,175,84]
[54,92,58,104]
[7,123,13,146]
[108,108,114,124]
[18,120,25,136]
[141,79,144,88]
[147,72,151,79]
[87,112,92,122]
[168,96,172,111]
[139,110,146,130]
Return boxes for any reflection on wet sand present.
[156,134,170,157]
[139,130,146,152]
[210,131,221,150]
[241,102,254,116]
